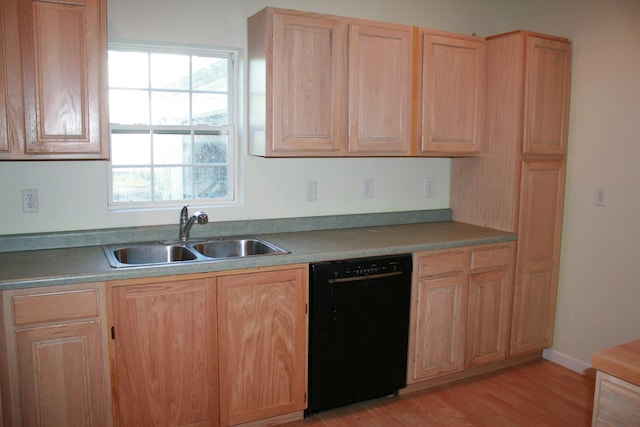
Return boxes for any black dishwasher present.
[307,254,412,414]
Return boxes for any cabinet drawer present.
[416,250,466,278]
[12,289,100,326]
[470,245,513,271]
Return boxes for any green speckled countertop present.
[0,218,515,291]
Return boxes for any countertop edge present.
[0,222,516,291]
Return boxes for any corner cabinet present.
[416,30,486,156]
[248,7,413,157]
[0,283,113,427]
[0,0,109,160]
[407,242,515,384]
[451,30,571,357]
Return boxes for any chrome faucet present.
[178,205,208,242]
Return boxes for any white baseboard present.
[543,348,596,378]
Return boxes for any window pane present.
[109,89,150,125]
[195,132,228,163]
[108,51,149,88]
[193,93,227,125]
[196,166,228,198]
[151,53,190,90]
[154,133,192,165]
[112,168,152,202]
[154,167,191,200]
[111,133,151,165]
[151,91,190,125]
[193,56,228,91]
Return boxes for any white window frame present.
[107,41,241,210]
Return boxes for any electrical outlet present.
[424,177,436,198]
[306,181,317,201]
[22,189,39,213]
[362,178,374,199]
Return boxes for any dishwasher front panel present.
[307,254,412,414]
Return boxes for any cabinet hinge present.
[304,392,307,404]
[305,303,308,314]
[111,326,115,340]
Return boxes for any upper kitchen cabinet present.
[247,7,413,157]
[416,30,486,157]
[0,0,109,160]
[0,5,8,153]
[347,23,412,155]
[248,8,347,156]
[523,35,571,156]
[0,0,23,155]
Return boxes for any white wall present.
[500,0,640,366]
[0,0,508,236]
[2,0,638,370]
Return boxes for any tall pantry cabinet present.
[451,31,571,356]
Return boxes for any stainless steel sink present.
[103,237,290,268]
[192,238,287,258]
[109,243,198,266]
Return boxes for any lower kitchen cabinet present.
[0,283,112,427]
[110,276,218,427]
[407,242,515,384]
[216,266,308,426]
[108,264,308,427]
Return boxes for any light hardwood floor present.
[287,359,595,426]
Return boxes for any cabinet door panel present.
[467,269,512,367]
[523,36,571,156]
[409,275,467,382]
[0,11,7,153]
[349,24,411,154]
[20,0,106,156]
[112,279,218,427]
[17,321,110,427]
[271,13,346,153]
[511,160,565,355]
[511,267,556,354]
[217,268,307,426]
[420,34,485,155]
[518,160,566,267]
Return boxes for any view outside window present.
[108,48,235,206]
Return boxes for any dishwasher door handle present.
[328,271,403,284]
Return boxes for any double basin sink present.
[103,237,290,268]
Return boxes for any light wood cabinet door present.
[511,159,566,355]
[348,23,412,155]
[409,249,467,383]
[409,273,467,382]
[419,32,485,156]
[17,0,108,158]
[16,322,108,427]
[0,5,7,154]
[523,36,571,156]
[111,278,218,427]
[466,244,515,368]
[0,284,112,427]
[248,8,347,156]
[217,267,308,426]
[466,269,512,367]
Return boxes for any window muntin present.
[107,45,237,208]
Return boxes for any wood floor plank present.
[288,360,595,426]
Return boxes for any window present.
[107,43,239,208]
